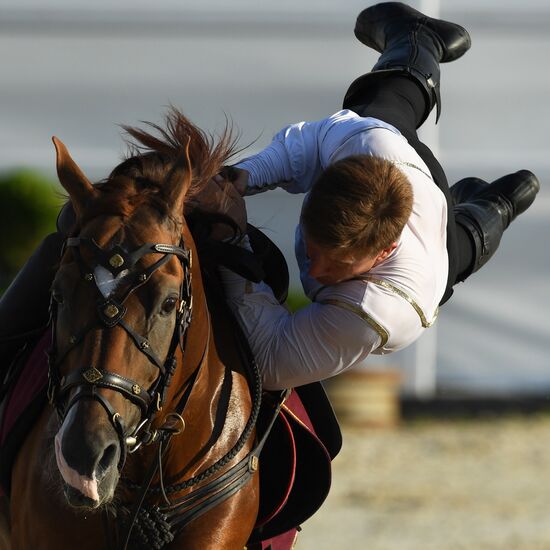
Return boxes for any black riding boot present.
[450,177,488,205]
[454,170,540,278]
[343,2,471,125]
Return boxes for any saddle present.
[248,383,341,547]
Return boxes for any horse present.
[5,110,264,549]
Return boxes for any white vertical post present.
[405,0,441,399]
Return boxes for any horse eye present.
[52,291,64,305]
[161,297,178,315]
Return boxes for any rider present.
[218,2,540,390]
[0,3,540,393]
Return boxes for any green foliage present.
[286,290,311,312]
[0,169,62,289]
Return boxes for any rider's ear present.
[163,137,192,217]
[376,242,398,263]
[52,137,96,217]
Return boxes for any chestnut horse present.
[6,111,261,549]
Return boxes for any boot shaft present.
[344,2,471,126]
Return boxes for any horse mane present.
[81,108,239,223]
[122,107,239,198]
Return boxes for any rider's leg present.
[0,232,63,362]
[0,203,74,367]
[452,170,540,279]
[343,2,471,129]
[342,2,539,303]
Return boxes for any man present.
[218,2,540,390]
[0,3,540,393]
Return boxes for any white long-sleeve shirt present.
[223,110,448,390]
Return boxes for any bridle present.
[46,231,276,549]
[47,235,193,466]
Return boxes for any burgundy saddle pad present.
[0,329,50,495]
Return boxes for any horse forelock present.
[80,173,176,228]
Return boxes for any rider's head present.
[301,155,413,284]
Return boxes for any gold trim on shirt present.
[357,276,438,328]
[318,298,389,349]
[393,160,434,181]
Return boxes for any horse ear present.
[163,138,193,216]
[52,136,96,216]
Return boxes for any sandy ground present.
[296,415,550,550]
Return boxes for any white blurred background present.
[1,0,549,397]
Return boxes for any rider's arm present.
[233,110,408,197]
[235,118,331,196]
[221,264,381,390]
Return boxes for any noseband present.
[47,236,193,466]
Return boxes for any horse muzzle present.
[54,404,121,509]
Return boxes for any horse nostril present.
[98,443,118,476]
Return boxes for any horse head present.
[48,110,234,510]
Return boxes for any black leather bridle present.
[47,236,193,466]
[46,232,276,549]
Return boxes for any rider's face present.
[304,237,379,286]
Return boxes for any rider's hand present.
[218,166,249,196]
[189,175,247,241]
